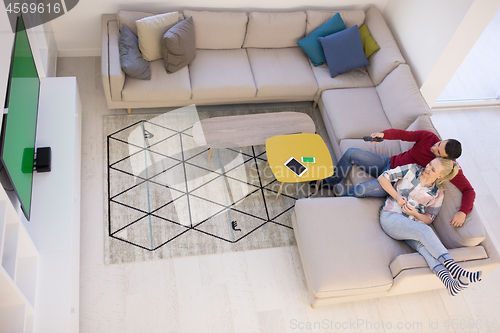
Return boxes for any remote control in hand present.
[363,136,384,142]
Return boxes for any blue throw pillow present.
[318,25,370,78]
[297,13,346,67]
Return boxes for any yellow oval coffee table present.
[265,133,334,200]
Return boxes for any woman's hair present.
[436,157,460,189]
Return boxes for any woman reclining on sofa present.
[377,157,482,296]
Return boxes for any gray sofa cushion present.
[364,7,405,85]
[121,60,191,102]
[161,17,196,74]
[243,11,306,48]
[376,64,431,130]
[246,48,317,98]
[321,87,392,142]
[294,197,411,298]
[183,10,248,49]
[118,25,151,80]
[433,182,486,248]
[305,10,365,34]
[189,49,256,100]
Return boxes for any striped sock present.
[443,259,482,283]
[436,269,468,296]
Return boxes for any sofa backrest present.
[117,10,185,36]
[242,11,306,48]
[364,7,405,86]
[305,9,365,34]
[376,64,431,130]
[183,10,248,49]
[434,182,486,249]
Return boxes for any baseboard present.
[432,101,500,111]
[57,49,101,57]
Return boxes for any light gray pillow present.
[161,17,196,74]
[119,25,151,80]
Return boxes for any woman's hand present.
[402,204,417,216]
[402,205,433,225]
[397,195,407,207]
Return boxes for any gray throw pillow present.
[161,17,196,74]
[119,25,151,80]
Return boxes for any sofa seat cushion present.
[189,49,256,100]
[339,139,402,187]
[122,60,191,102]
[312,64,373,91]
[321,87,391,142]
[246,48,317,98]
[306,10,365,34]
[294,197,411,298]
[183,10,248,49]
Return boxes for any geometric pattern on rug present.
[106,113,302,254]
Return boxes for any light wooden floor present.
[58,57,500,333]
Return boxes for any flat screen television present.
[1,15,40,221]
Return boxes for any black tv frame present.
[0,15,41,221]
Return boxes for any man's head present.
[430,139,462,159]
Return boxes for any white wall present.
[420,0,500,107]
[383,0,500,107]
[50,0,388,56]
[0,6,14,110]
[382,0,474,88]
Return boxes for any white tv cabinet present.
[0,77,82,333]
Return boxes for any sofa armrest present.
[364,7,405,86]
[101,15,125,104]
[389,246,488,278]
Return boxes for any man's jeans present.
[380,211,452,272]
[324,148,392,197]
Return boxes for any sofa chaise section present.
[293,189,500,307]
[293,197,413,307]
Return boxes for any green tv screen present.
[2,16,40,220]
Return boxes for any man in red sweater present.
[320,129,475,227]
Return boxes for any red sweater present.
[382,129,475,215]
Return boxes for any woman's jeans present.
[380,211,452,273]
[324,148,391,197]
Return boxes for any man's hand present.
[371,132,385,140]
[450,211,466,227]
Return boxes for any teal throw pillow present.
[318,25,370,78]
[297,13,346,67]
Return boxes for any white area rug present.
[103,106,319,264]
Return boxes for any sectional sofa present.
[102,7,377,112]
[101,6,500,306]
